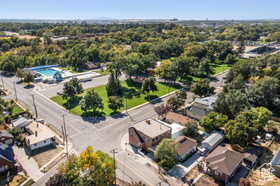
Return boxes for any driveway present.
[12,146,43,182]
[168,152,203,179]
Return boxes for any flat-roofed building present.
[129,119,171,152]
[25,122,55,152]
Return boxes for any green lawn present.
[51,80,179,117]
[96,69,110,76]
[11,104,25,116]
[212,63,231,75]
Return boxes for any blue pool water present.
[34,68,60,77]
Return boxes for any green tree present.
[200,112,228,132]
[225,107,272,146]
[106,73,122,97]
[62,78,83,101]
[155,139,177,170]
[182,121,199,137]
[80,89,103,114]
[23,72,34,85]
[191,79,214,97]
[214,90,249,119]
[167,96,184,111]
[141,77,157,98]
[16,68,25,81]
[108,96,123,113]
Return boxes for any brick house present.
[129,119,171,152]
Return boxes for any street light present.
[110,148,118,185]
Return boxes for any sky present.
[0,0,279,20]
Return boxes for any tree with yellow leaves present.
[52,146,115,186]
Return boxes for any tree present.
[200,112,228,132]
[16,68,25,81]
[23,72,34,85]
[247,77,280,113]
[80,89,103,114]
[224,53,237,64]
[183,121,199,137]
[155,60,177,83]
[214,90,249,119]
[46,174,67,186]
[225,107,272,146]
[154,104,170,119]
[141,77,157,98]
[62,78,83,101]
[58,146,115,186]
[167,96,184,111]
[191,79,214,97]
[108,96,123,113]
[106,73,122,97]
[155,139,177,170]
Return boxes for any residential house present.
[271,148,280,173]
[175,136,197,161]
[186,96,217,120]
[164,112,193,125]
[159,120,186,139]
[85,62,100,70]
[0,130,13,145]
[11,117,31,129]
[0,144,15,173]
[200,146,244,183]
[25,122,55,153]
[198,131,224,155]
[129,119,171,152]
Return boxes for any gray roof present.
[133,119,171,138]
[11,117,30,128]
[0,130,13,138]
[271,149,280,166]
[194,96,217,110]
[201,131,224,151]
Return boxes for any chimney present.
[146,120,150,125]
[35,131,38,137]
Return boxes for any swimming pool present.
[34,68,60,77]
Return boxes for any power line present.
[32,94,38,118]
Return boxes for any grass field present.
[11,104,25,116]
[51,80,179,116]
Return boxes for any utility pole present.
[1,77,4,90]
[32,95,38,118]
[111,148,118,185]
[63,114,69,157]
[13,81,17,101]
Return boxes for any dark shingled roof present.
[175,136,197,156]
[205,146,244,176]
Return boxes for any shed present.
[11,117,31,128]
[198,131,224,154]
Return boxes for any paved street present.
[1,72,227,185]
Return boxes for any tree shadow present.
[110,112,126,119]
[125,79,142,89]
[63,97,81,110]
[81,110,105,118]
[81,115,106,124]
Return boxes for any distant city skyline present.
[1,0,279,20]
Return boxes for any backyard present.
[51,80,179,116]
